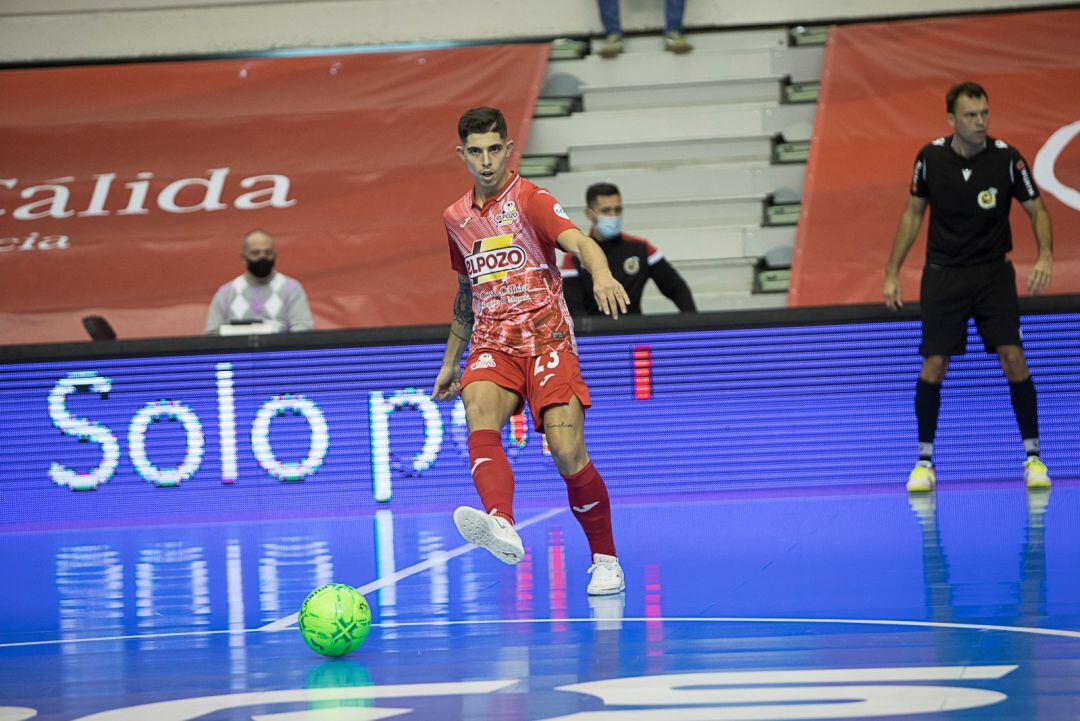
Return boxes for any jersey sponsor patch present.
[553,203,570,220]
[911,159,924,194]
[1016,159,1036,197]
[469,352,497,371]
[495,200,520,226]
[977,187,999,209]
[465,234,527,283]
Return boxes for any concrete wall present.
[0,0,1071,64]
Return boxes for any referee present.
[883,81,1054,493]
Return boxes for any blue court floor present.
[2,482,1079,720]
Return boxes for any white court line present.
[0,628,260,649]
[2,616,1079,650]
[259,507,565,632]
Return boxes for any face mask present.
[595,215,622,240]
[247,258,275,278]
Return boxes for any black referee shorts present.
[919,259,1022,357]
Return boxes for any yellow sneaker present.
[906,461,935,493]
[1024,457,1051,489]
[663,31,694,54]
[598,34,624,59]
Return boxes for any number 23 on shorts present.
[534,350,560,375]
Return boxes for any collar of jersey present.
[472,172,520,212]
[947,134,991,161]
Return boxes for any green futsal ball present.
[298,583,371,657]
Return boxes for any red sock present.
[562,461,616,557]
[468,430,515,524]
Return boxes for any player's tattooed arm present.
[452,274,474,338]
[432,275,472,401]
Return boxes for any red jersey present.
[445,173,580,357]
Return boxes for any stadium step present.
[588,27,789,56]
[540,162,806,211]
[527,103,814,155]
[568,133,774,171]
[543,45,823,111]
[626,225,796,263]
[519,155,566,178]
[668,256,759,293]
[556,224,795,274]
[559,194,766,229]
[642,283,788,313]
[581,76,781,111]
[546,46,824,90]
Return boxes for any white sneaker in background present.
[587,553,625,595]
[453,506,525,565]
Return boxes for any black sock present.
[915,379,941,463]
[1008,376,1040,457]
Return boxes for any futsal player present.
[883,82,1054,492]
[430,107,630,596]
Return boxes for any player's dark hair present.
[457,107,507,142]
[946,82,988,114]
[586,182,621,207]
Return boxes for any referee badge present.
[623,257,641,275]
[977,187,998,210]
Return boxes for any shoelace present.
[588,560,618,575]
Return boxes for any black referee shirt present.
[910,135,1039,266]
[560,232,696,315]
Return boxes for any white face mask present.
[594,214,622,240]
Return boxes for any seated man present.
[561,182,696,316]
[205,229,313,334]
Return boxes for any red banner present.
[789,9,1080,307]
[0,45,550,343]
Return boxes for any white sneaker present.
[587,553,625,595]
[906,460,936,493]
[453,506,524,565]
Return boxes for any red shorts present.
[460,347,592,432]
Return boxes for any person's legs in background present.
[663,0,693,53]
[597,0,625,58]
